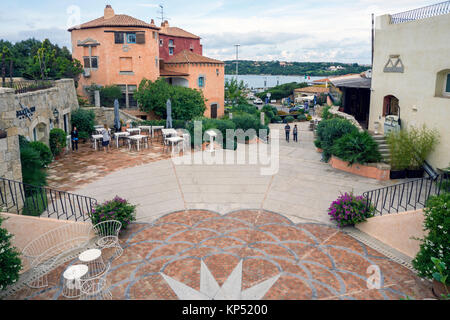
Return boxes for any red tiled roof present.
[165,50,223,64]
[68,14,159,31]
[294,86,330,93]
[159,27,200,39]
[159,69,189,77]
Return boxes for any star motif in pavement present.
[161,260,281,300]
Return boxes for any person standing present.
[71,126,79,151]
[102,124,111,153]
[293,124,298,142]
[285,123,291,143]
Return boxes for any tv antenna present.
[158,4,170,23]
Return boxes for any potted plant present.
[386,130,409,179]
[405,126,439,179]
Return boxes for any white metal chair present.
[79,262,112,300]
[22,223,94,288]
[92,220,123,260]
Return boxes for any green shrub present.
[0,216,22,292]
[20,147,47,187]
[22,188,48,216]
[316,118,358,162]
[285,116,294,123]
[28,141,53,167]
[71,108,95,135]
[89,196,137,231]
[314,139,322,149]
[49,128,67,157]
[272,116,282,123]
[100,85,122,107]
[296,114,307,122]
[332,131,382,165]
[77,94,91,107]
[321,105,333,120]
[406,126,439,170]
[412,193,449,280]
[231,113,260,135]
[328,192,375,228]
[78,131,90,142]
[386,130,410,170]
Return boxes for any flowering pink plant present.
[90,196,136,231]
[328,192,375,228]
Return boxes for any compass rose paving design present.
[8,210,433,300]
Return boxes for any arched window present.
[435,69,450,98]
[383,95,399,116]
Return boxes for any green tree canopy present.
[135,79,206,121]
[0,38,82,82]
[225,78,247,107]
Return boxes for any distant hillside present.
[225,60,370,76]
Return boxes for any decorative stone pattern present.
[7,210,433,300]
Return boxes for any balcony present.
[390,1,450,24]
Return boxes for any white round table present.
[62,264,88,298]
[79,249,106,280]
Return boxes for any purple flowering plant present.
[328,192,375,228]
[89,196,136,231]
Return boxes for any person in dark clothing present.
[71,126,79,151]
[293,124,298,142]
[285,123,291,142]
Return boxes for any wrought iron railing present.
[0,177,97,221]
[363,174,448,215]
[390,1,450,24]
[0,80,54,94]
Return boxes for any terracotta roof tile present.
[294,86,330,93]
[68,14,159,31]
[165,50,224,64]
[159,27,200,39]
[159,69,190,77]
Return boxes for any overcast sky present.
[0,0,438,64]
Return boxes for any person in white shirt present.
[102,124,111,153]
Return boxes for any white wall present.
[369,14,450,169]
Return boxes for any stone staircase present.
[372,134,390,163]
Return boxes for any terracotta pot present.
[432,280,450,299]
[0,130,7,139]
[316,148,323,153]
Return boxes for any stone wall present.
[0,79,79,181]
[83,107,145,128]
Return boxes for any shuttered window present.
[114,32,124,44]
[136,32,145,44]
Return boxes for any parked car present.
[254,98,263,105]
[289,106,304,113]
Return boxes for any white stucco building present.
[369,2,450,169]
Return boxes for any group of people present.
[70,124,111,153]
[284,123,299,143]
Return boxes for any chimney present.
[150,19,155,25]
[161,20,169,28]
[104,5,115,20]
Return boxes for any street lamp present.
[234,44,240,80]
[53,108,60,123]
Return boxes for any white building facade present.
[369,3,450,169]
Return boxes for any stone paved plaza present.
[29,122,433,300]
[8,210,432,300]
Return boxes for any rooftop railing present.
[0,80,54,94]
[390,1,450,24]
